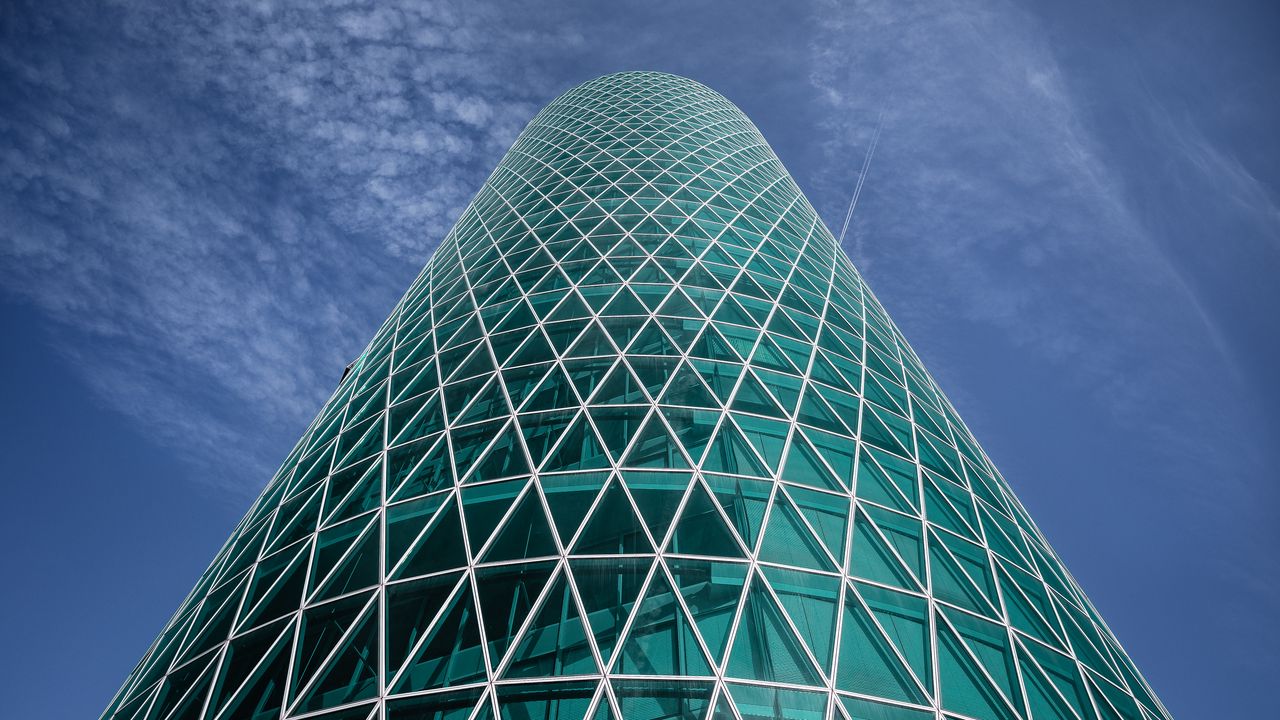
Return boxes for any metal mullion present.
[854,503,927,593]
[465,478,541,565]
[384,494,455,581]
[1009,633,1088,720]
[426,238,499,695]
[933,607,1027,719]
[663,188,810,641]
[486,560,570,680]
[382,573,472,695]
[594,549,665,678]
[961,460,1033,717]
[844,579,939,703]
[205,618,293,720]
[751,558,834,686]
[774,482,845,574]
[651,555,724,677]
[283,590,378,717]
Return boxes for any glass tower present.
[103,71,1170,720]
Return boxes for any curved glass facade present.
[103,71,1169,720]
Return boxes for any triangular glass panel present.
[324,456,382,526]
[928,530,998,617]
[704,474,772,551]
[475,561,557,665]
[393,583,487,693]
[730,371,786,418]
[465,421,531,484]
[311,518,379,602]
[567,321,616,359]
[855,582,932,694]
[522,409,578,466]
[860,405,912,458]
[589,406,649,462]
[602,286,648,316]
[572,479,652,554]
[622,470,691,544]
[239,544,309,632]
[211,620,293,720]
[388,434,452,502]
[688,324,740,363]
[835,590,926,703]
[726,574,823,685]
[666,558,749,667]
[1020,642,1086,720]
[924,474,979,541]
[1021,635,1092,720]
[523,367,580,414]
[848,508,918,591]
[796,386,844,431]
[614,569,712,675]
[758,493,834,571]
[540,472,610,546]
[386,572,465,679]
[667,482,746,558]
[501,573,598,678]
[386,386,442,443]
[628,356,679,398]
[659,361,719,409]
[455,376,511,426]
[502,364,552,411]
[945,609,1024,714]
[779,435,843,492]
[785,485,849,564]
[701,421,769,477]
[149,655,217,720]
[589,361,648,405]
[543,412,611,471]
[761,566,840,673]
[293,601,378,713]
[507,331,557,368]
[482,487,559,562]
[569,557,653,666]
[733,414,790,471]
[863,504,925,583]
[933,529,999,612]
[936,615,1018,720]
[451,420,507,482]
[388,495,465,580]
[460,480,525,557]
[998,564,1063,648]
[622,413,689,469]
[691,359,741,405]
[854,449,915,514]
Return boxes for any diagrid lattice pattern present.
[103,71,1170,720]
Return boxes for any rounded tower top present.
[508,70,765,170]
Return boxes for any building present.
[102,71,1169,720]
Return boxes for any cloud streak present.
[805,0,1237,431]
[0,0,578,496]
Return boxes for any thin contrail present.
[837,108,886,247]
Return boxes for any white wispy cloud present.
[0,0,578,497]
[804,2,1280,696]
[804,0,1239,429]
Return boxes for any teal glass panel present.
[104,71,1169,720]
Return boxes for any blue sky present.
[1,0,1276,717]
